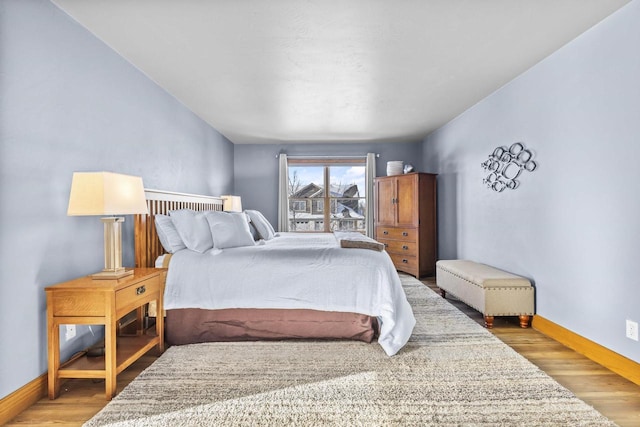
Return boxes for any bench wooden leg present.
[440,289,446,298]
[519,315,531,328]
[484,315,494,328]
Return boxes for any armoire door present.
[375,178,396,226]
[396,174,418,227]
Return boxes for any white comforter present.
[164,233,416,356]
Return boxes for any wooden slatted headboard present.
[134,189,223,268]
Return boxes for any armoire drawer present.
[376,227,416,242]
[379,239,417,255]
[388,253,418,272]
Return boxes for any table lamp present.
[67,172,149,280]
[221,195,243,212]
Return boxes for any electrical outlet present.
[626,320,638,341]
[65,325,76,340]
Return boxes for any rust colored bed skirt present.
[166,308,379,345]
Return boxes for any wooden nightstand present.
[46,268,165,400]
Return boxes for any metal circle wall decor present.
[481,142,537,192]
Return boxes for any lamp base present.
[92,268,134,280]
[93,217,132,281]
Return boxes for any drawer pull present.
[402,245,409,250]
[383,231,389,235]
[384,243,389,248]
[402,232,408,236]
[402,259,409,264]
[136,285,146,295]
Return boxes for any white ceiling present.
[53,0,629,144]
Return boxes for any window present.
[312,199,324,214]
[292,200,307,212]
[287,159,367,233]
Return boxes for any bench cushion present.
[436,260,531,288]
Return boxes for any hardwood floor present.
[5,354,158,427]
[7,278,640,426]
[421,277,640,427]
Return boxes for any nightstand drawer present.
[379,239,417,255]
[50,291,105,317]
[376,227,417,241]
[115,275,161,315]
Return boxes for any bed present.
[134,189,415,356]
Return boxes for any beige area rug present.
[85,275,616,426]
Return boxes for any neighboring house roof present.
[292,183,360,198]
[292,183,323,198]
[290,201,364,219]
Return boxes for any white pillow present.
[154,214,186,253]
[205,211,256,249]
[264,214,276,236]
[248,221,261,241]
[244,210,276,240]
[169,209,214,253]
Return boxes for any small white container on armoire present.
[386,161,403,176]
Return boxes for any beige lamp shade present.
[67,172,149,216]
[67,172,148,280]
[222,195,243,212]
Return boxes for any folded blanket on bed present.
[334,231,385,251]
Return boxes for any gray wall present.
[0,0,233,399]
[423,1,640,363]
[234,142,425,227]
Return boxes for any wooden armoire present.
[374,172,437,278]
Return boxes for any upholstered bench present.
[436,260,534,328]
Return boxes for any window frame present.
[287,158,366,233]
